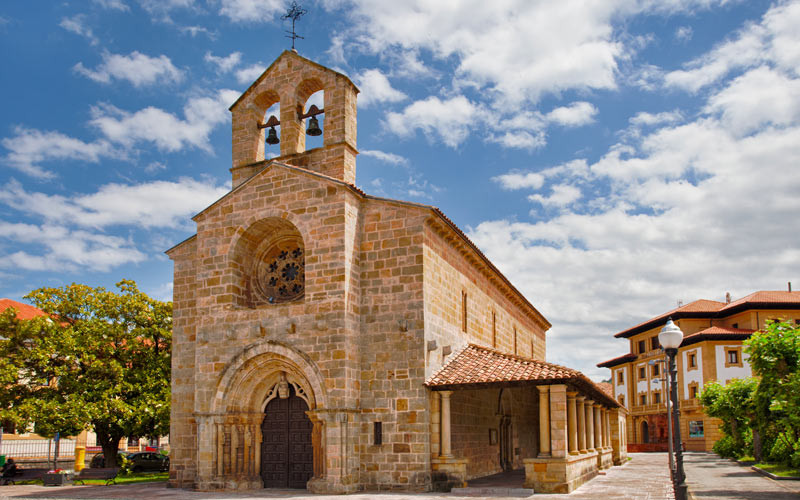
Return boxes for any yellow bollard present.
[74,446,86,472]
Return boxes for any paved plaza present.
[2,452,799,500]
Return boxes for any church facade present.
[167,51,624,494]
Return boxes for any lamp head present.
[658,318,683,349]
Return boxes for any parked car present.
[126,451,169,472]
[89,451,129,468]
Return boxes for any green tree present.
[0,280,171,467]
[700,377,758,458]
[745,320,800,465]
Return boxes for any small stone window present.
[725,347,742,367]
[373,422,382,446]
[640,394,647,405]
[461,291,468,333]
[638,339,646,354]
[639,366,646,380]
[651,336,660,350]
[688,352,697,369]
[653,392,661,404]
[652,363,660,377]
[617,371,624,384]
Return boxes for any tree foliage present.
[699,377,757,457]
[0,280,171,467]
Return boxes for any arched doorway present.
[261,384,313,488]
[642,420,650,444]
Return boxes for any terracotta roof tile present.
[614,299,726,338]
[680,326,755,347]
[597,382,613,398]
[720,291,800,312]
[426,344,620,407]
[0,298,47,320]
[597,352,637,368]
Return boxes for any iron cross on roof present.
[282,1,308,50]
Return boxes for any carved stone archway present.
[200,340,327,490]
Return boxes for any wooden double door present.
[260,386,313,488]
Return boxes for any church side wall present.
[357,200,430,490]
[167,237,199,488]
[422,222,547,381]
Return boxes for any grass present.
[11,471,169,486]
[753,462,800,478]
[737,455,755,463]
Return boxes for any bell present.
[306,116,322,136]
[265,126,280,145]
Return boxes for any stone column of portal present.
[577,396,587,453]
[440,391,453,457]
[567,392,578,455]
[594,405,602,450]
[538,386,551,456]
[585,399,595,451]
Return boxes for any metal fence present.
[0,438,76,459]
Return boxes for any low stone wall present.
[598,448,613,469]
[523,451,598,493]
[430,457,468,492]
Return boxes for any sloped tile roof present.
[597,382,614,398]
[614,299,726,338]
[426,344,620,407]
[680,325,755,347]
[597,352,637,368]
[0,298,47,320]
[720,291,800,312]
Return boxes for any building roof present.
[614,291,800,338]
[597,352,637,368]
[0,298,47,320]
[680,326,755,347]
[426,344,619,407]
[597,382,614,398]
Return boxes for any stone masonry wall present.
[357,200,430,490]
[167,236,199,488]
[422,221,547,380]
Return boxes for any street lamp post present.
[659,318,688,500]
[650,357,673,477]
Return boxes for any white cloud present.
[663,1,800,93]
[205,51,242,73]
[235,63,266,84]
[629,110,682,127]
[354,69,407,107]
[674,25,693,43]
[1,127,117,179]
[93,0,129,10]
[545,102,598,127]
[0,178,229,230]
[0,223,146,272]
[360,150,408,166]
[73,51,184,87]
[59,15,99,45]
[89,88,240,152]
[527,184,582,208]
[218,0,284,22]
[180,25,217,38]
[704,66,800,135]
[138,0,197,21]
[383,95,483,148]
[493,172,546,191]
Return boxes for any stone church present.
[167,50,625,494]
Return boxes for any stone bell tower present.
[229,50,359,187]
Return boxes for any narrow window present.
[639,366,646,379]
[492,311,497,347]
[513,326,517,354]
[651,336,660,350]
[373,422,382,446]
[652,363,660,377]
[689,385,698,399]
[727,349,739,364]
[688,353,697,368]
[640,394,647,405]
[617,371,624,384]
[638,339,646,354]
[654,392,661,404]
[732,323,739,329]
[461,291,468,333]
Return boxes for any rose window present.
[253,242,304,304]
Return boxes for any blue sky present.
[1,0,798,379]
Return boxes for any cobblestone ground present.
[683,452,800,500]
[0,453,673,500]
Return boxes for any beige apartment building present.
[166,50,624,494]
[598,290,800,452]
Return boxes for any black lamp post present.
[659,318,688,500]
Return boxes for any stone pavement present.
[0,453,673,500]
[683,452,800,500]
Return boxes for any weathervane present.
[281,1,308,50]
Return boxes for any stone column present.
[594,404,602,450]
[577,396,587,453]
[549,385,568,458]
[585,399,595,451]
[537,386,551,456]
[440,391,453,457]
[604,410,611,448]
[567,392,578,455]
